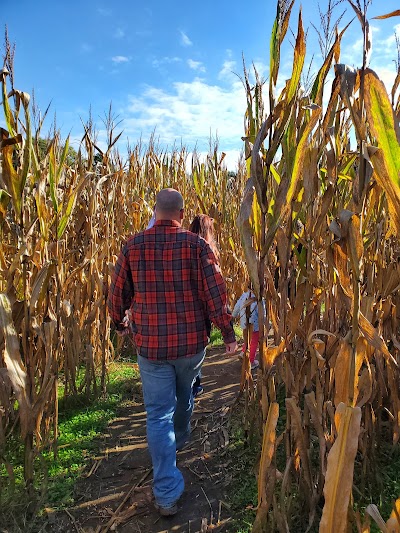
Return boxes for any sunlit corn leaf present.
[286,10,306,103]
[0,68,16,135]
[262,339,285,372]
[334,337,364,407]
[311,21,350,106]
[372,10,400,20]
[13,90,32,200]
[263,105,322,255]
[1,144,22,219]
[257,402,279,507]
[388,499,400,529]
[57,173,91,238]
[270,0,295,91]
[320,404,362,533]
[363,69,400,234]
[252,402,279,532]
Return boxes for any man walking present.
[107,188,237,516]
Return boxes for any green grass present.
[209,324,243,346]
[223,407,259,533]
[0,362,140,530]
[46,363,139,507]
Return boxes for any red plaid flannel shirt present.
[107,220,235,360]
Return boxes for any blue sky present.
[3,0,400,169]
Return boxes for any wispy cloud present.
[80,43,93,53]
[97,7,112,16]
[111,55,130,63]
[218,60,237,81]
[180,31,193,47]
[114,28,125,39]
[152,56,182,69]
[187,59,206,73]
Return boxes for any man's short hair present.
[156,188,184,214]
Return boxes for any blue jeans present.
[138,349,205,508]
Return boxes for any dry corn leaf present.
[320,403,362,533]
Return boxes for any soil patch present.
[48,346,243,533]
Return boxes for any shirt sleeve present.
[200,244,236,344]
[232,293,244,318]
[107,245,135,331]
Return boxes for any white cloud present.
[180,31,193,47]
[218,60,237,81]
[123,76,247,170]
[371,65,397,93]
[114,28,125,39]
[111,55,130,63]
[187,59,206,73]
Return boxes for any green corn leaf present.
[269,13,280,90]
[1,69,16,136]
[49,143,58,212]
[57,173,90,239]
[19,93,31,202]
[311,21,351,106]
[2,144,21,218]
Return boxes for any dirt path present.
[51,347,242,533]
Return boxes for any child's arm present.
[232,294,244,318]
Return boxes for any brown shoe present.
[154,502,178,516]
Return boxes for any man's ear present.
[180,208,184,221]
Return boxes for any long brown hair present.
[189,214,220,263]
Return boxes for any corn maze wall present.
[2,1,400,531]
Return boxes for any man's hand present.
[116,328,130,337]
[117,309,131,336]
[224,341,238,355]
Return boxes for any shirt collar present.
[154,219,181,228]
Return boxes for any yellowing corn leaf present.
[320,403,362,533]
[372,10,400,19]
[388,498,400,530]
[386,517,400,533]
[311,21,351,106]
[262,339,285,372]
[334,337,364,407]
[257,402,279,507]
[286,10,306,103]
[364,69,400,234]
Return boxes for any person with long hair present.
[188,214,220,396]
[189,214,220,263]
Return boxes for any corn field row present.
[1,0,400,531]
